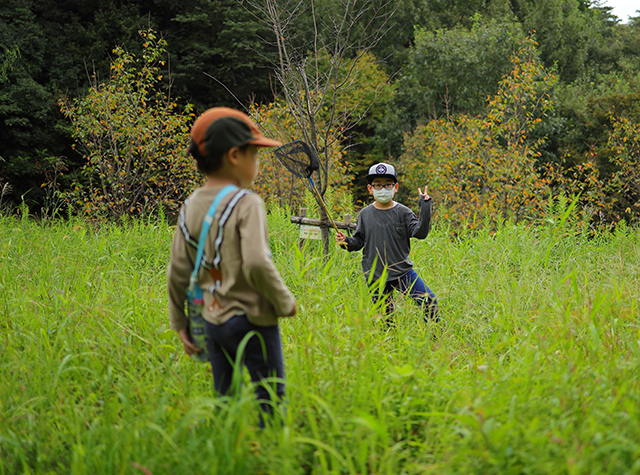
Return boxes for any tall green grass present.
[1,204,639,474]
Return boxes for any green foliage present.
[248,49,391,212]
[396,18,525,126]
[312,50,394,124]
[3,0,640,225]
[0,0,71,211]
[312,49,396,203]
[59,30,199,221]
[167,1,277,109]
[0,44,19,83]
[0,0,276,214]
[554,69,640,164]
[2,207,640,473]
[249,100,307,209]
[605,112,640,219]
[0,0,161,212]
[512,0,618,83]
[399,37,558,228]
[547,65,640,225]
[0,158,12,213]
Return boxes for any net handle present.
[275,140,345,245]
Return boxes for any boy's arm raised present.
[407,186,432,239]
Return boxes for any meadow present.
[1,202,639,474]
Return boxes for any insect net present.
[274,140,319,179]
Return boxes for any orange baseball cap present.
[190,107,282,157]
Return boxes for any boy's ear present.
[225,146,241,165]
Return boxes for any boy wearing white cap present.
[335,162,439,324]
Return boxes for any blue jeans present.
[371,269,439,322]
[205,314,284,423]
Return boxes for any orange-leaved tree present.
[249,100,304,209]
[59,29,199,221]
[399,36,557,229]
[539,110,640,230]
[250,99,352,217]
[605,113,640,223]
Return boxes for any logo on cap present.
[375,164,387,175]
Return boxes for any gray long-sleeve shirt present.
[345,198,432,283]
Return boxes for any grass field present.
[1,204,639,474]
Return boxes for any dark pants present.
[205,314,285,423]
[371,269,439,323]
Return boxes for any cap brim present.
[367,174,397,183]
[250,137,282,148]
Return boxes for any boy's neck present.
[373,200,395,210]
[203,175,240,188]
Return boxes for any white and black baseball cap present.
[366,162,397,183]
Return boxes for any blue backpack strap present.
[189,185,238,286]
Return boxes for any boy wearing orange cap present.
[167,107,296,424]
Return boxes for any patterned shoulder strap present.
[178,197,198,250]
[203,189,250,295]
[179,189,249,255]
[188,185,238,286]
[212,189,250,269]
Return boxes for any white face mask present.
[373,187,395,203]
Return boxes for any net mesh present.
[274,140,319,179]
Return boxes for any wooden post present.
[292,209,356,253]
[290,216,356,231]
[298,207,307,251]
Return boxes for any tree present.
[512,0,618,83]
[398,37,558,228]
[240,0,397,253]
[396,17,525,128]
[0,0,276,214]
[153,0,277,111]
[603,111,640,222]
[0,0,72,211]
[59,29,198,221]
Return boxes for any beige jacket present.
[167,186,296,330]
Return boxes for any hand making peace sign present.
[418,186,431,201]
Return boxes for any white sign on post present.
[299,225,322,240]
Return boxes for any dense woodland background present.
[1,0,639,227]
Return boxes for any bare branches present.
[240,0,397,253]
[203,72,249,112]
[241,0,396,191]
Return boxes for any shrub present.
[399,37,557,229]
[59,29,199,221]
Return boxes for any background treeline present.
[1,0,639,227]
